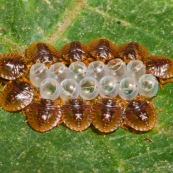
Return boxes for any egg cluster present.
[30,59,158,101]
[0,38,172,133]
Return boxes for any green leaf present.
[0,0,173,172]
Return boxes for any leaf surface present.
[0,0,173,172]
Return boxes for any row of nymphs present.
[0,38,172,133]
[0,38,173,83]
[27,38,173,85]
[0,38,173,84]
[23,97,156,133]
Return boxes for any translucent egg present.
[79,77,99,100]
[69,62,87,82]
[29,63,48,88]
[107,58,126,82]
[86,61,108,81]
[99,76,119,98]
[60,79,79,101]
[126,60,146,82]
[138,74,159,98]
[49,63,69,83]
[40,78,60,100]
[119,77,138,100]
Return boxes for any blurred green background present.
[0,0,173,172]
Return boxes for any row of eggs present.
[29,59,159,101]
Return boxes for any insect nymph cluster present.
[0,38,172,133]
